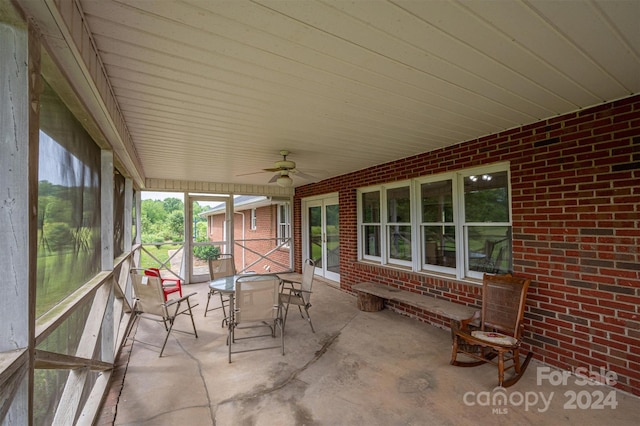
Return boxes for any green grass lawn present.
[139,243,183,269]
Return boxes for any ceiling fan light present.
[276,174,293,187]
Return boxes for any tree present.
[141,199,167,224]
[167,210,184,241]
[140,198,212,244]
[163,197,183,213]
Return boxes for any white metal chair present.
[129,269,198,357]
[205,254,236,323]
[228,274,284,363]
[280,258,316,333]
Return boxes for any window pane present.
[278,204,290,247]
[362,191,380,222]
[387,186,411,223]
[309,206,322,267]
[388,225,412,261]
[421,180,453,222]
[326,204,340,275]
[467,226,511,274]
[363,225,381,257]
[423,226,456,267]
[37,80,101,317]
[464,171,509,222]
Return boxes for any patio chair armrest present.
[281,287,311,296]
[165,292,198,307]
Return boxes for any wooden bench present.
[352,282,477,326]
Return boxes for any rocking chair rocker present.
[451,273,533,387]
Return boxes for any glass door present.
[305,194,340,283]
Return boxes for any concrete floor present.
[108,279,640,425]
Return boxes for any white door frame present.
[301,193,340,283]
[188,194,233,283]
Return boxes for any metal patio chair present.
[228,274,284,363]
[129,269,198,357]
[205,254,236,322]
[280,258,316,333]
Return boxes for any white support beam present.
[51,368,89,425]
[33,351,111,371]
[0,11,33,424]
[0,4,30,358]
[101,150,114,270]
[75,371,111,426]
[134,190,141,246]
[0,351,28,422]
[124,178,133,251]
[145,178,294,197]
[100,281,115,365]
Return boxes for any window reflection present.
[421,180,456,268]
[361,191,381,258]
[387,186,411,262]
[464,171,509,222]
[37,80,101,317]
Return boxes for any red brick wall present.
[207,205,290,273]
[294,94,640,395]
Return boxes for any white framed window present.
[277,203,290,247]
[418,174,457,273]
[460,165,512,279]
[385,183,412,267]
[250,208,257,230]
[359,190,381,261]
[357,162,512,280]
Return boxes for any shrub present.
[193,244,220,261]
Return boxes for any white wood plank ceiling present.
[62,1,640,187]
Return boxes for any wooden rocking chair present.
[451,273,533,387]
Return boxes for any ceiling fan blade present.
[237,167,282,177]
[291,169,318,181]
[236,170,269,177]
[268,173,279,183]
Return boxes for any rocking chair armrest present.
[459,310,481,330]
[516,322,526,339]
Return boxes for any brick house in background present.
[294,95,640,396]
[201,196,291,273]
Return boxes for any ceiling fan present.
[240,150,317,187]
